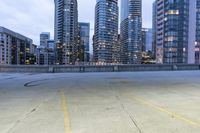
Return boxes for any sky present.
[0,0,154,45]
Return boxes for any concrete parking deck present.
[0,71,200,133]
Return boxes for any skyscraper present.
[152,1,157,59]
[54,0,78,65]
[120,0,142,64]
[78,22,90,62]
[155,0,196,64]
[196,0,200,64]
[93,0,119,64]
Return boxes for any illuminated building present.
[54,0,78,65]
[196,0,200,64]
[155,0,196,64]
[120,0,142,64]
[93,0,119,63]
[78,22,90,62]
[0,26,34,65]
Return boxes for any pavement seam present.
[108,80,143,133]
[116,96,143,133]
[5,108,37,133]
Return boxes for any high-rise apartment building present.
[78,22,90,62]
[120,0,142,64]
[93,0,119,64]
[155,0,196,64]
[152,1,157,58]
[0,27,34,65]
[196,0,200,64]
[54,0,78,65]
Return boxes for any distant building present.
[54,0,78,65]
[40,32,50,47]
[141,28,153,52]
[155,0,196,64]
[36,40,55,65]
[0,26,34,65]
[31,44,37,55]
[93,0,119,64]
[78,22,90,62]
[47,40,55,65]
[36,46,47,65]
[120,0,142,64]
[30,44,37,64]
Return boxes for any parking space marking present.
[60,90,72,133]
[128,94,200,129]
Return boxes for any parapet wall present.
[0,64,199,73]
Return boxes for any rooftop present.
[0,71,200,133]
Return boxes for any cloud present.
[0,0,154,47]
[0,0,54,45]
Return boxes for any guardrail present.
[0,64,200,73]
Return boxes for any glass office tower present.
[54,0,78,65]
[120,0,142,64]
[155,0,196,64]
[93,0,119,64]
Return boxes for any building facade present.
[152,1,157,58]
[112,34,121,64]
[54,0,78,65]
[142,28,153,52]
[196,0,200,64]
[93,0,119,64]
[36,40,55,65]
[40,32,50,47]
[0,27,34,65]
[78,22,90,62]
[120,0,142,64]
[155,0,196,64]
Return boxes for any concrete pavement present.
[0,71,200,133]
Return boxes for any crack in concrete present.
[108,79,143,133]
[5,108,37,133]
[5,90,61,133]
[116,96,143,133]
[129,115,143,133]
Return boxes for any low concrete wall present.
[0,64,200,73]
[0,65,49,73]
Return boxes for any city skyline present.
[0,0,154,46]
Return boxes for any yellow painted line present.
[128,95,200,128]
[60,90,72,133]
